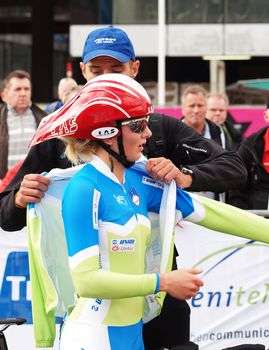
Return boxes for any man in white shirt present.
[0,69,46,180]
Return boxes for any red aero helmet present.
[30,73,153,147]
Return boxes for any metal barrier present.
[246,210,269,218]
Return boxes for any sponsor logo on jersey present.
[142,176,164,189]
[128,188,140,206]
[93,189,100,229]
[111,239,136,252]
[113,194,128,205]
[91,298,103,312]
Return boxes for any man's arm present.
[0,138,70,231]
[148,114,247,192]
[228,142,253,209]
[146,157,193,189]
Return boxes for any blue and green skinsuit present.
[27,155,269,349]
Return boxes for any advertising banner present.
[1,222,269,349]
[175,221,269,349]
[0,227,59,350]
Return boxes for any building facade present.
[1,0,269,104]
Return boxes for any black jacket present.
[224,115,243,150]
[0,112,247,231]
[160,115,245,190]
[0,103,47,178]
[174,117,241,200]
[229,127,269,210]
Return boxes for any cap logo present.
[91,126,119,139]
[94,37,116,44]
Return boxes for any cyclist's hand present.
[159,268,203,300]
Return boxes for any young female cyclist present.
[29,73,269,349]
[30,73,203,350]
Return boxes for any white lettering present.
[6,276,26,301]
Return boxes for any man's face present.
[182,93,207,132]
[206,97,227,125]
[3,77,31,113]
[80,56,140,81]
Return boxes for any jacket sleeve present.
[0,139,70,231]
[186,193,269,244]
[161,114,247,193]
[228,141,253,209]
[27,207,57,348]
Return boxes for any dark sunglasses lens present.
[129,119,148,133]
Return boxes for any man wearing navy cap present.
[82,26,136,64]
[0,25,247,350]
[79,26,141,89]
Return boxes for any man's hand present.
[160,268,203,300]
[146,157,193,189]
[15,174,51,208]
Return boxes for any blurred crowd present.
[0,67,268,211]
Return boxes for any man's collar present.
[7,102,32,115]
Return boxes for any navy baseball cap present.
[82,26,136,64]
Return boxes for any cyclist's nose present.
[143,125,152,139]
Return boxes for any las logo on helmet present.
[91,127,119,139]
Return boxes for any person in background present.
[0,69,46,180]
[0,84,81,193]
[229,103,269,210]
[45,77,78,113]
[181,85,230,149]
[181,85,232,201]
[206,92,243,149]
[0,26,247,350]
[62,84,83,105]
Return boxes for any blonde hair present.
[60,137,98,165]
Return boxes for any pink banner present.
[155,106,267,137]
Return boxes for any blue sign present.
[0,251,32,323]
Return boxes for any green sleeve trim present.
[35,340,55,348]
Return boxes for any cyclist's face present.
[121,120,152,162]
[107,117,152,163]
[80,56,140,81]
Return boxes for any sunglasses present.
[121,116,149,133]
